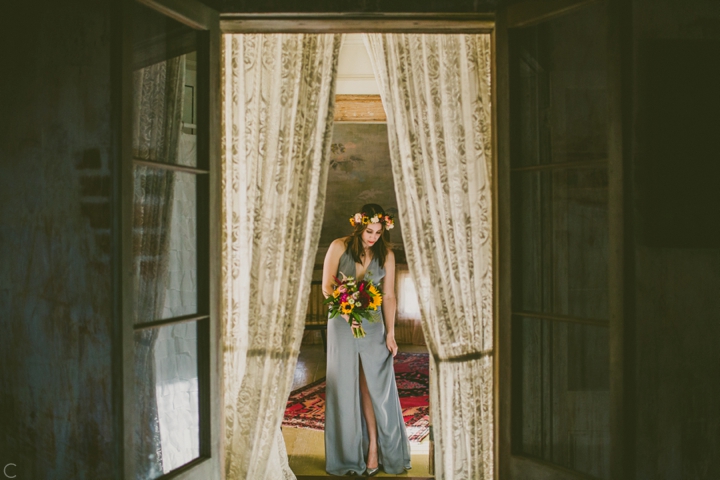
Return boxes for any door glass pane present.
[513,316,610,479]
[128,2,209,478]
[132,0,198,167]
[510,3,611,478]
[134,321,201,478]
[511,2,608,168]
[512,168,609,319]
[133,167,198,323]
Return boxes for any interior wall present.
[507,4,612,476]
[316,123,405,265]
[630,1,720,478]
[0,0,119,477]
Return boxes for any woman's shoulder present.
[331,236,349,247]
[329,237,349,253]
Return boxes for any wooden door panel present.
[507,0,600,28]
[497,1,622,479]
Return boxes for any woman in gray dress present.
[322,203,412,477]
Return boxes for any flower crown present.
[349,211,395,230]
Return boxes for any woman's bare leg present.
[359,360,379,469]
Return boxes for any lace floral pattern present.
[222,34,342,479]
[364,34,494,479]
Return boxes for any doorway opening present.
[219,28,494,478]
[280,34,431,478]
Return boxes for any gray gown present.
[325,250,412,476]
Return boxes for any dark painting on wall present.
[317,123,405,265]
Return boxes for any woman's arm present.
[382,250,398,356]
[322,238,346,298]
[323,238,357,332]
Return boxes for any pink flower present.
[338,285,347,293]
[340,293,349,303]
[354,213,363,224]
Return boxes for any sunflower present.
[367,286,382,307]
[333,288,341,299]
[340,303,353,314]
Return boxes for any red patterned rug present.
[283,352,430,443]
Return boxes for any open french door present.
[120,0,221,478]
[496,1,627,479]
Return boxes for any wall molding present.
[334,95,386,123]
[220,13,494,34]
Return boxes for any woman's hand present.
[346,315,363,337]
[386,335,398,357]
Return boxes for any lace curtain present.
[131,55,186,478]
[222,34,342,479]
[365,34,494,479]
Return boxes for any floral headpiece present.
[349,211,395,230]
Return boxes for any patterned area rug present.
[283,352,430,443]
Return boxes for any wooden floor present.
[283,344,433,478]
[290,343,328,391]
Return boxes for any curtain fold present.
[222,33,342,479]
[364,34,493,479]
[131,55,187,478]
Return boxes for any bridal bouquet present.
[324,274,383,338]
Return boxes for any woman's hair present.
[344,203,392,267]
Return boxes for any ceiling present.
[336,34,380,95]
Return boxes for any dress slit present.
[324,250,412,476]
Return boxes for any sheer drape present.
[222,34,341,479]
[131,55,186,478]
[364,34,494,479]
